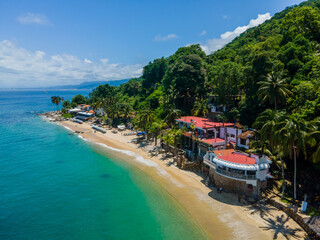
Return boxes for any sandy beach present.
[57,119,306,240]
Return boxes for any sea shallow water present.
[0,90,208,240]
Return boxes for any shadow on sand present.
[260,214,304,239]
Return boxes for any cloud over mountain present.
[201,13,271,54]
[0,40,142,88]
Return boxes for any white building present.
[203,149,272,196]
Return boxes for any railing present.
[203,158,215,168]
[216,168,256,180]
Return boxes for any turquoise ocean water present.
[0,90,208,240]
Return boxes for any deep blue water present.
[0,90,207,240]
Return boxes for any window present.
[240,138,246,145]
[199,148,206,157]
[247,171,256,175]
[230,134,235,138]
[229,168,244,174]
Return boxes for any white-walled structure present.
[203,149,272,196]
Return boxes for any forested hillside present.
[83,0,320,198]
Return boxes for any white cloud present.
[154,33,178,42]
[201,13,271,54]
[17,13,52,25]
[200,30,207,36]
[223,15,229,19]
[0,40,143,88]
[84,58,92,64]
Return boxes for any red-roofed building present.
[177,116,254,157]
[177,116,242,159]
[78,104,92,111]
[203,149,272,196]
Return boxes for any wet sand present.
[57,120,306,240]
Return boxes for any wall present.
[209,168,264,196]
[219,127,242,144]
[237,138,249,149]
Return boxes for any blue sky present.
[0,0,304,88]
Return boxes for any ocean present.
[0,90,208,240]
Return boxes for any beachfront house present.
[176,116,233,159]
[78,104,92,111]
[236,131,255,150]
[203,149,272,196]
[75,112,94,121]
[68,108,82,115]
[176,116,256,159]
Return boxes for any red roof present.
[177,116,233,129]
[200,138,225,145]
[213,150,256,165]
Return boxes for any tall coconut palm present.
[118,102,132,123]
[253,109,285,149]
[93,97,108,114]
[192,98,209,117]
[275,116,308,201]
[51,96,64,110]
[108,103,119,126]
[164,106,181,128]
[150,121,167,146]
[137,109,155,131]
[249,138,287,199]
[258,71,292,110]
[306,120,320,163]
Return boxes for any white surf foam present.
[96,142,184,187]
[62,125,73,132]
[77,135,88,142]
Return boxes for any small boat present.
[92,125,106,133]
[117,125,126,131]
[72,118,83,124]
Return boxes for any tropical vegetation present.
[66,0,320,206]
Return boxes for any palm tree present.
[164,106,181,128]
[258,71,292,110]
[253,109,285,149]
[275,116,308,201]
[118,102,132,123]
[150,121,167,146]
[192,98,209,117]
[51,96,64,110]
[108,103,119,126]
[137,109,155,132]
[306,120,320,163]
[278,152,287,199]
[92,97,109,116]
[249,138,287,199]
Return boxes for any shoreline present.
[52,118,306,239]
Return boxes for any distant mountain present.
[48,79,129,90]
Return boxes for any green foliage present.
[191,98,209,117]
[62,113,72,119]
[72,94,87,105]
[306,206,320,216]
[258,71,292,110]
[51,96,64,110]
[141,58,167,93]
[82,0,320,181]
[161,129,182,147]
[62,100,71,109]
[162,45,207,114]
